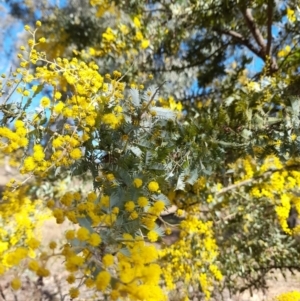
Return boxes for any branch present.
[266,0,273,56]
[141,42,230,73]
[216,169,276,197]
[218,6,279,73]
[138,81,166,117]
[241,8,266,56]
[217,163,300,197]
[218,28,264,60]
[180,89,216,103]
[266,0,279,73]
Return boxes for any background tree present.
[4,1,300,108]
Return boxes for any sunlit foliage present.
[1,1,300,300]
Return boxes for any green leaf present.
[153,193,171,206]
[175,173,185,191]
[70,238,85,254]
[185,169,199,185]
[129,88,141,107]
[77,216,94,233]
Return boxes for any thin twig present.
[218,29,263,60]
[158,216,180,227]
[138,81,166,118]
[216,163,300,197]
[141,42,230,73]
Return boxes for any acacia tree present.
[1,1,300,300]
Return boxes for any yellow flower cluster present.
[21,144,51,174]
[0,184,50,279]
[160,215,222,300]
[276,193,292,234]
[61,228,166,300]
[8,28,128,178]
[287,7,296,23]
[148,181,160,192]
[102,27,116,43]
[88,2,151,58]
[90,0,110,17]
[114,238,166,301]
[102,112,123,129]
[278,45,291,58]
[193,176,206,194]
[234,155,300,236]
[232,155,256,181]
[158,96,183,112]
[275,291,300,301]
[0,120,28,154]
[133,178,143,188]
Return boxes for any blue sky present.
[0,1,68,112]
[0,0,67,74]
